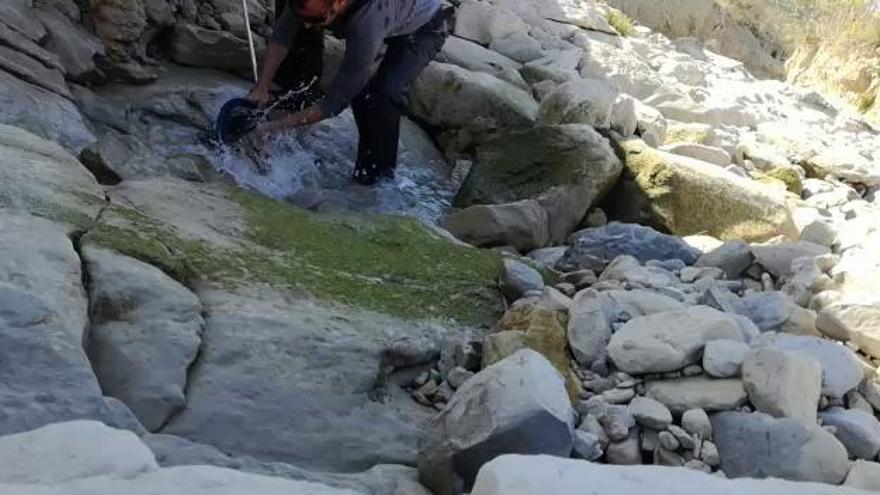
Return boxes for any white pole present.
[241,0,259,82]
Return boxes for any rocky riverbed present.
[2,0,880,494]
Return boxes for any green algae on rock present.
[83,179,504,325]
[604,138,799,243]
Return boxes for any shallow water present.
[208,110,455,225]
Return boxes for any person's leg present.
[350,8,454,185]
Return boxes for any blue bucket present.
[214,98,261,146]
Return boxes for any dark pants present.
[274,7,454,185]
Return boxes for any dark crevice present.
[78,148,123,185]
[156,300,210,433]
[69,192,112,349]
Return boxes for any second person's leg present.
[349,8,455,185]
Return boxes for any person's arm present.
[248,42,291,106]
[249,4,301,106]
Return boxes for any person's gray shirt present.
[272,0,441,117]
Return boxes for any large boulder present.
[0,421,359,494]
[439,200,550,251]
[729,292,818,335]
[34,6,105,81]
[557,223,700,272]
[0,420,157,485]
[751,241,830,278]
[0,125,104,226]
[0,214,139,436]
[603,139,798,243]
[741,348,821,425]
[536,79,618,128]
[0,42,70,98]
[82,247,204,432]
[817,303,880,360]
[453,125,622,244]
[568,289,684,367]
[453,0,528,46]
[0,71,95,153]
[712,411,851,485]
[418,350,575,495]
[437,36,528,90]
[767,334,863,399]
[168,24,256,71]
[411,62,538,129]
[645,377,747,414]
[607,306,749,374]
[470,454,872,495]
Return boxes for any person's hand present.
[247,84,271,108]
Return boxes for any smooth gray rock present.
[817,303,880,360]
[751,241,830,278]
[0,214,140,436]
[695,240,754,279]
[769,334,863,398]
[845,460,880,490]
[702,340,750,378]
[741,348,821,425]
[471,453,875,495]
[0,69,95,153]
[711,411,851,484]
[143,433,430,494]
[682,409,713,439]
[645,377,747,414]
[0,421,360,494]
[500,259,545,301]
[819,409,880,460]
[0,124,105,222]
[572,430,604,461]
[536,78,617,128]
[418,350,575,495]
[440,200,551,252]
[730,291,817,335]
[559,223,700,271]
[567,289,683,367]
[601,405,636,442]
[606,427,642,465]
[608,306,748,374]
[164,288,441,473]
[526,247,568,268]
[438,36,528,90]
[169,23,256,71]
[83,246,204,432]
[35,6,104,80]
[628,396,673,430]
[599,255,678,288]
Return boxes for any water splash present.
[208,110,456,225]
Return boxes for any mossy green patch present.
[85,186,504,325]
[606,10,636,37]
[762,167,803,194]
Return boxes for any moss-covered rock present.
[603,138,798,242]
[83,178,504,325]
[664,122,716,146]
[453,125,622,244]
[758,167,803,194]
[495,300,582,401]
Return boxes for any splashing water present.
[208,110,456,225]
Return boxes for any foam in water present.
[207,110,455,225]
